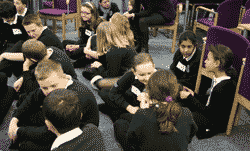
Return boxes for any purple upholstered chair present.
[43,0,53,9]
[151,0,182,54]
[193,26,250,136]
[38,0,81,40]
[193,0,243,34]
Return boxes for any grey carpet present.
[1,13,250,151]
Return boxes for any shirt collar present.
[65,75,73,89]
[135,69,157,79]
[3,14,18,25]
[183,48,196,62]
[212,76,231,88]
[50,127,83,150]
[17,7,27,17]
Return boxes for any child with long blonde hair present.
[83,21,137,90]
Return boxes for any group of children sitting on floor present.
[0,0,238,151]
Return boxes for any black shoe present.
[98,103,118,123]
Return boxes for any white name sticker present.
[131,85,141,96]
[85,29,93,37]
[12,29,22,35]
[176,61,186,72]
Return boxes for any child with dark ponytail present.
[114,69,198,151]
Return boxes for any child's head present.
[22,39,47,62]
[0,1,17,22]
[110,12,135,48]
[43,89,82,135]
[22,14,44,39]
[178,30,197,58]
[81,2,98,24]
[99,0,110,9]
[13,0,28,12]
[146,69,182,134]
[131,53,156,85]
[205,44,234,72]
[35,59,68,96]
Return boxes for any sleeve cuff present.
[90,75,103,87]
[123,102,130,110]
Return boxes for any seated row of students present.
[8,59,100,151]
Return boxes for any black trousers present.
[113,113,134,151]
[10,125,57,151]
[130,13,167,49]
[62,40,98,67]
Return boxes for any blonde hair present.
[110,13,135,48]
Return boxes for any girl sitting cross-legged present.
[113,69,198,151]
[62,2,106,68]
[179,44,238,139]
[83,21,137,90]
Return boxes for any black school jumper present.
[0,26,63,79]
[170,48,202,90]
[98,2,120,21]
[92,46,137,80]
[17,46,77,107]
[62,17,105,67]
[51,124,106,151]
[99,68,162,122]
[10,79,99,150]
[178,78,237,138]
[114,107,198,151]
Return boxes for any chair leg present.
[153,27,157,37]
[75,18,77,31]
[226,99,240,136]
[62,14,66,40]
[52,19,57,34]
[44,18,47,26]
[171,29,177,54]
[193,21,197,34]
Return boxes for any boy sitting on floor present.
[43,89,106,151]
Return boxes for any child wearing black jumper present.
[62,2,106,68]
[98,0,120,21]
[98,53,157,123]
[114,69,198,151]
[170,30,201,90]
[179,44,237,139]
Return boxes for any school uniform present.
[17,46,77,105]
[10,77,99,150]
[170,48,201,90]
[0,14,28,52]
[0,72,17,125]
[51,124,106,151]
[98,68,160,122]
[0,26,63,78]
[98,2,120,21]
[62,17,105,67]
[128,0,176,50]
[90,46,137,88]
[114,107,198,151]
[178,76,237,139]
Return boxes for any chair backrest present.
[245,0,250,10]
[203,26,249,76]
[195,26,250,93]
[54,0,77,12]
[217,0,243,28]
[241,8,250,23]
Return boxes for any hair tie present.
[165,96,172,102]
[85,2,94,9]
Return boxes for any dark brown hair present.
[147,69,182,134]
[208,44,234,71]
[22,39,47,61]
[81,2,105,31]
